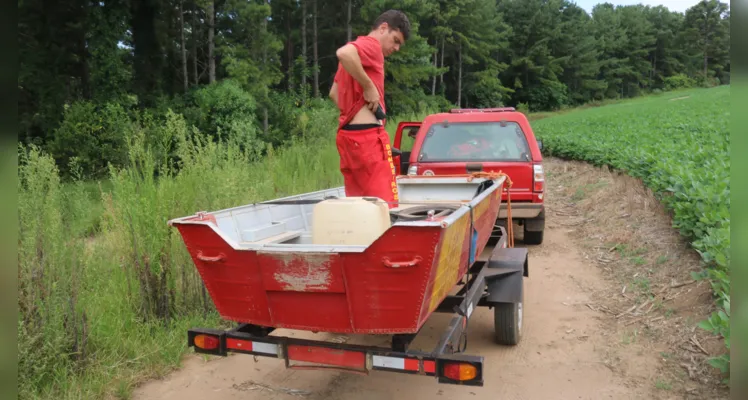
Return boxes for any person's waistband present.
[340,123,383,131]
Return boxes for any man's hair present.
[372,10,411,41]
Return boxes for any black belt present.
[341,123,383,131]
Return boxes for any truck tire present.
[523,227,544,245]
[493,300,523,346]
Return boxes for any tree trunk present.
[131,0,162,106]
[347,0,352,42]
[431,40,437,96]
[263,107,269,136]
[703,46,708,78]
[301,0,307,93]
[263,1,269,136]
[457,42,463,108]
[287,9,293,91]
[77,1,91,100]
[207,1,215,84]
[439,39,445,91]
[192,1,198,85]
[180,1,188,92]
[79,26,90,99]
[313,0,319,97]
[703,13,708,79]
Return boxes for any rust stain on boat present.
[270,253,333,291]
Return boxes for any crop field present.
[532,86,731,373]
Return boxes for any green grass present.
[533,86,731,379]
[17,104,431,399]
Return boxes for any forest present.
[19,0,730,180]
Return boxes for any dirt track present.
[133,158,727,400]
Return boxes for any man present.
[329,10,410,208]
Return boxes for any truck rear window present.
[417,121,531,162]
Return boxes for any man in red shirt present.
[329,10,410,208]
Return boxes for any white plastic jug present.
[312,197,391,246]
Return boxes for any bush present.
[663,74,696,91]
[50,101,134,179]
[527,79,570,111]
[182,80,262,153]
[516,102,530,114]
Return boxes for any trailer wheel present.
[493,300,523,346]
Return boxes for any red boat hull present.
[173,181,503,334]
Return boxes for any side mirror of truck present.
[537,139,544,151]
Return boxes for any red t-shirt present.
[334,36,385,129]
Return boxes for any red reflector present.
[443,362,478,381]
[404,358,419,371]
[226,338,252,351]
[288,345,366,370]
[194,334,219,350]
[424,360,436,374]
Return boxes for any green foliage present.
[534,86,731,379]
[664,74,697,90]
[50,101,134,179]
[17,145,88,398]
[220,0,284,112]
[182,80,260,145]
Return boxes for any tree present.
[220,0,284,135]
[682,0,730,84]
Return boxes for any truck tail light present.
[407,165,418,175]
[443,362,478,381]
[533,164,544,192]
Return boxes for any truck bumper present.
[499,203,544,220]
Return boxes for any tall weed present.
[17,146,88,398]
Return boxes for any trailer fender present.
[484,247,528,304]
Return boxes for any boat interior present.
[189,176,502,249]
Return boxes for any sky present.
[573,0,704,13]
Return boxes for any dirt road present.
[133,159,727,400]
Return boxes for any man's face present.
[376,23,405,57]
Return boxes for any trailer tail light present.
[443,362,478,381]
[533,164,544,192]
[194,334,220,350]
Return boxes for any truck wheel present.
[493,301,523,346]
[523,228,544,245]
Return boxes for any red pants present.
[336,126,399,208]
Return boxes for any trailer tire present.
[493,300,523,346]
[523,229,544,245]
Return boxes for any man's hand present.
[363,85,380,112]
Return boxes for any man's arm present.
[335,43,379,112]
[329,82,338,106]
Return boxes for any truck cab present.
[393,107,546,244]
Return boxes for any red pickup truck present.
[392,107,545,245]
